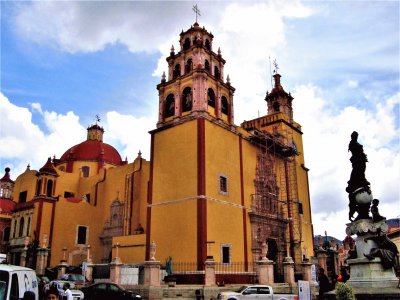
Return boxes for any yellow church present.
[1,22,313,282]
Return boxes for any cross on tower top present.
[192,4,201,23]
[273,59,279,74]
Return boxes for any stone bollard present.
[257,258,274,285]
[144,260,161,287]
[204,258,216,286]
[283,256,295,285]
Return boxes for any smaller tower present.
[35,158,59,198]
[87,124,104,142]
[265,73,294,123]
[0,168,14,200]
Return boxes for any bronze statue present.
[364,230,399,269]
[346,131,373,221]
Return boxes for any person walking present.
[318,268,330,300]
[62,282,73,300]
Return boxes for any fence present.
[170,261,257,285]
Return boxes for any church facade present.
[1,22,313,281]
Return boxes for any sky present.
[1,0,399,241]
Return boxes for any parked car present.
[217,285,299,300]
[82,282,141,300]
[61,273,90,288]
[48,280,84,300]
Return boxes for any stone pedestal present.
[36,247,49,276]
[316,250,327,271]
[347,257,398,288]
[346,219,398,289]
[204,258,216,286]
[57,261,68,279]
[110,257,122,284]
[20,251,27,267]
[144,260,161,287]
[283,256,295,285]
[257,259,274,285]
[301,262,312,281]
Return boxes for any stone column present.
[204,258,216,286]
[20,236,30,267]
[283,256,295,285]
[57,247,68,279]
[257,259,274,285]
[144,260,161,287]
[301,262,313,281]
[110,243,122,284]
[36,247,49,276]
[84,245,93,282]
[316,249,327,271]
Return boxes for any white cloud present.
[0,93,85,175]
[105,111,155,161]
[12,1,191,54]
[347,80,358,88]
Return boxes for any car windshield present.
[70,274,85,281]
[237,286,248,293]
[0,271,9,300]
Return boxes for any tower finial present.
[272,59,279,74]
[192,4,201,23]
[95,114,101,125]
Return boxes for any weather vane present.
[193,4,201,23]
[95,114,101,124]
[273,59,279,74]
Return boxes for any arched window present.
[173,64,181,79]
[273,101,280,112]
[182,87,192,112]
[19,217,24,237]
[204,60,210,72]
[205,39,211,50]
[185,58,193,74]
[46,180,53,197]
[3,227,10,241]
[165,94,175,118]
[214,66,220,79]
[12,220,17,238]
[183,38,191,51]
[26,217,31,236]
[221,96,229,115]
[36,179,42,196]
[82,166,90,178]
[207,88,215,107]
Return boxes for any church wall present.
[13,170,37,204]
[204,121,245,262]
[150,120,198,262]
[112,234,146,263]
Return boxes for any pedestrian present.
[62,282,73,300]
[45,287,61,300]
[318,267,330,300]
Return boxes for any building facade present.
[2,22,314,281]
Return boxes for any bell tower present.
[156,22,235,127]
[265,73,294,123]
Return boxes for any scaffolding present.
[247,125,303,279]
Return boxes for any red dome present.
[59,140,123,166]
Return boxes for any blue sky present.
[1,0,399,239]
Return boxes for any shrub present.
[335,282,356,300]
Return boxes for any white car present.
[48,280,85,300]
[217,285,298,300]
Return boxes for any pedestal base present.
[347,257,398,288]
